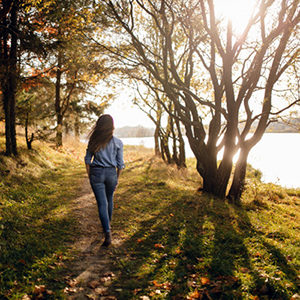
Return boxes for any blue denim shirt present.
[84,136,125,169]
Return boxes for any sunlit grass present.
[109,151,299,299]
[0,136,86,299]
[0,135,299,299]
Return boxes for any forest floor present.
[0,137,299,299]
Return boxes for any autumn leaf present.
[152,280,162,287]
[200,277,210,285]
[188,289,203,299]
[152,280,172,290]
[175,248,182,254]
[240,267,250,273]
[88,280,100,289]
[133,288,142,295]
[66,278,78,287]
[154,243,165,249]
[19,259,26,265]
[34,285,46,294]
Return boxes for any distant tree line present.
[114,126,154,138]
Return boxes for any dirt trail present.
[64,176,123,300]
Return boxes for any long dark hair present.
[87,114,114,153]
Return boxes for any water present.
[121,133,300,188]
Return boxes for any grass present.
[0,136,86,299]
[0,137,299,299]
[109,148,300,299]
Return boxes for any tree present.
[0,0,54,154]
[30,0,107,146]
[104,0,300,202]
[0,0,19,155]
[134,82,186,167]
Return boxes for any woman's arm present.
[117,168,122,179]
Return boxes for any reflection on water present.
[122,133,300,188]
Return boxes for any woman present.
[84,114,125,247]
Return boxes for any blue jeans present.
[89,167,118,233]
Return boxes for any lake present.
[122,133,300,188]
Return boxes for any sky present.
[104,96,154,129]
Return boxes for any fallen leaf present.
[240,267,250,273]
[46,290,54,295]
[19,259,26,265]
[63,286,78,294]
[86,294,97,300]
[169,213,174,217]
[152,280,172,290]
[200,277,210,285]
[103,272,115,277]
[88,280,100,289]
[94,287,108,295]
[67,279,78,287]
[189,289,203,299]
[133,288,142,295]
[154,243,165,249]
[33,285,46,294]
[152,280,161,287]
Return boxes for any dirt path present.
[63,176,123,300]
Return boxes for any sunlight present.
[214,0,257,33]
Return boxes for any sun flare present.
[214,0,257,32]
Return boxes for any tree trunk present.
[74,115,80,139]
[25,112,34,150]
[56,114,63,146]
[55,51,63,147]
[64,121,70,135]
[154,125,160,156]
[228,148,249,204]
[161,135,172,164]
[154,103,162,156]
[175,113,186,168]
[1,2,18,156]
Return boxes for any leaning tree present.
[103,0,300,202]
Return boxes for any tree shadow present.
[105,161,298,300]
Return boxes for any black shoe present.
[102,232,111,247]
